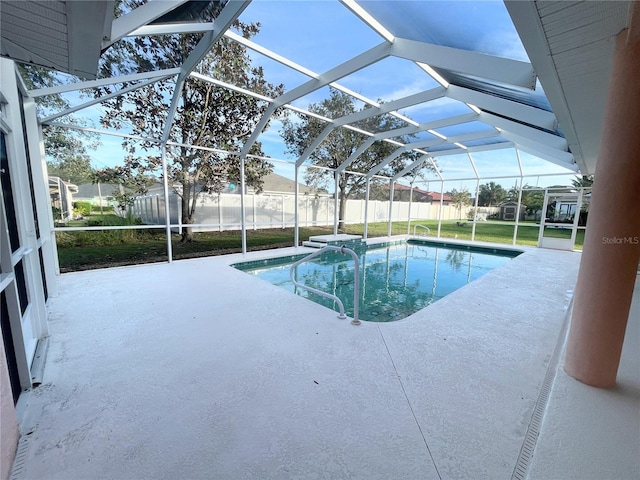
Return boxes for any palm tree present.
[450,188,471,220]
[572,175,594,188]
[478,182,506,206]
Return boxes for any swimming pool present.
[232,240,521,322]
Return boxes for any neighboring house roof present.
[427,191,452,202]
[384,184,451,202]
[142,172,317,196]
[75,183,122,199]
[257,172,316,195]
[48,176,78,193]
[391,184,428,196]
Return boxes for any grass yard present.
[56,215,584,272]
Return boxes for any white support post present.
[363,178,370,239]
[177,195,183,235]
[513,177,524,245]
[97,181,104,215]
[407,182,414,235]
[437,180,444,238]
[240,155,247,254]
[513,148,525,245]
[333,171,339,235]
[387,179,394,237]
[281,195,285,229]
[471,179,480,242]
[468,153,480,242]
[160,144,173,263]
[538,188,550,246]
[218,194,223,232]
[294,165,299,246]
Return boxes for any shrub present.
[73,201,92,216]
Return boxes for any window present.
[0,133,20,252]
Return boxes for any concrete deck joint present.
[377,324,443,480]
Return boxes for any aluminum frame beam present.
[40,75,175,124]
[105,0,190,49]
[161,0,250,143]
[239,41,392,157]
[428,142,515,158]
[499,131,577,169]
[391,156,428,182]
[479,111,568,150]
[29,68,181,97]
[392,37,537,89]
[447,85,558,131]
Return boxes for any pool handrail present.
[413,224,431,236]
[290,245,361,325]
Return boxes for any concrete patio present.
[10,242,639,480]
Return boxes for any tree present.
[47,155,96,185]
[477,181,506,206]
[572,175,594,188]
[96,0,284,242]
[519,185,545,217]
[449,187,471,220]
[280,89,423,230]
[18,64,100,167]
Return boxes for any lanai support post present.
[564,24,640,388]
[363,178,370,240]
[437,180,444,238]
[387,179,394,237]
[294,165,300,247]
[160,144,173,263]
[240,154,247,254]
[513,148,525,245]
[472,179,480,241]
[407,181,414,235]
[333,171,339,235]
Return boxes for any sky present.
[51,0,579,193]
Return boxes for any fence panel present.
[131,191,500,232]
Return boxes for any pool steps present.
[303,234,366,250]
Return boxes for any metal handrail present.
[290,245,361,325]
[413,224,431,236]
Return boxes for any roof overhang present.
[505,1,633,175]
[0,0,114,79]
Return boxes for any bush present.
[73,201,92,216]
[55,213,151,247]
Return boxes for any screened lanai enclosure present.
[2,0,604,261]
[1,1,639,480]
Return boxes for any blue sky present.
[55,0,578,192]
[233,0,577,190]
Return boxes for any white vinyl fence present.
[129,191,497,232]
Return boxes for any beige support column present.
[564,24,640,388]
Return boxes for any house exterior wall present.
[0,336,19,480]
[0,58,57,476]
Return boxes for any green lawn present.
[56,216,584,272]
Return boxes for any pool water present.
[233,241,520,322]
